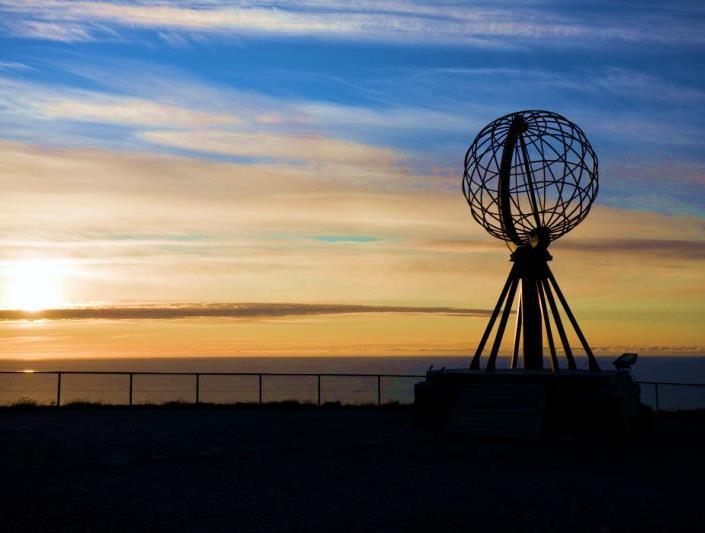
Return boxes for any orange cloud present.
[138,129,402,166]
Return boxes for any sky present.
[0,0,704,359]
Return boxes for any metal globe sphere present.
[462,110,598,247]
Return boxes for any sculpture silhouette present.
[462,110,599,372]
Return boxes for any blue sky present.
[2,1,704,215]
[0,1,704,356]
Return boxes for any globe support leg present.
[546,266,600,372]
[540,278,577,370]
[487,276,519,371]
[470,249,599,372]
[470,263,518,370]
[511,298,522,370]
[537,281,559,372]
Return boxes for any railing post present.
[258,374,263,404]
[317,375,321,406]
[655,383,660,413]
[377,375,381,406]
[56,372,62,407]
[129,373,133,406]
[195,373,200,404]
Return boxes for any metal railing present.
[636,381,705,413]
[1,371,704,412]
[0,371,425,407]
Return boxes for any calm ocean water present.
[1,355,704,409]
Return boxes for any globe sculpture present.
[462,110,600,372]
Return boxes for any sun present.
[3,260,68,312]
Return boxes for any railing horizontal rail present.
[0,371,427,407]
[2,371,703,387]
[633,381,705,387]
[2,371,704,411]
[0,371,425,378]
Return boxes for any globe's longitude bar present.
[497,115,525,245]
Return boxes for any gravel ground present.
[0,405,703,532]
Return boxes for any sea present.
[1,355,704,410]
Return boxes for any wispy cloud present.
[43,97,242,128]
[0,72,419,169]
[138,129,401,165]
[2,1,703,46]
[0,302,494,321]
[0,76,241,129]
[12,20,93,42]
[312,235,380,243]
[418,65,705,106]
[0,61,32,71]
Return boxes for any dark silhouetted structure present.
[415,110,643,438]
[462,110,599,372]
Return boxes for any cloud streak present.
[554,238,705,260]
[0,73,413,170]
[139,129,401,165]
[2,1,703,46]
[0,302,495,321]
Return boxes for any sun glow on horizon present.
[2,260,69,312]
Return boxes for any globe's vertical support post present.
[512,245,545,370]
[521,277,543,370]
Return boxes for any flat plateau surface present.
[1,405,703,532]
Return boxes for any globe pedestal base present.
[414,368,642,439]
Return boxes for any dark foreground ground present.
[1,405,704,532]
